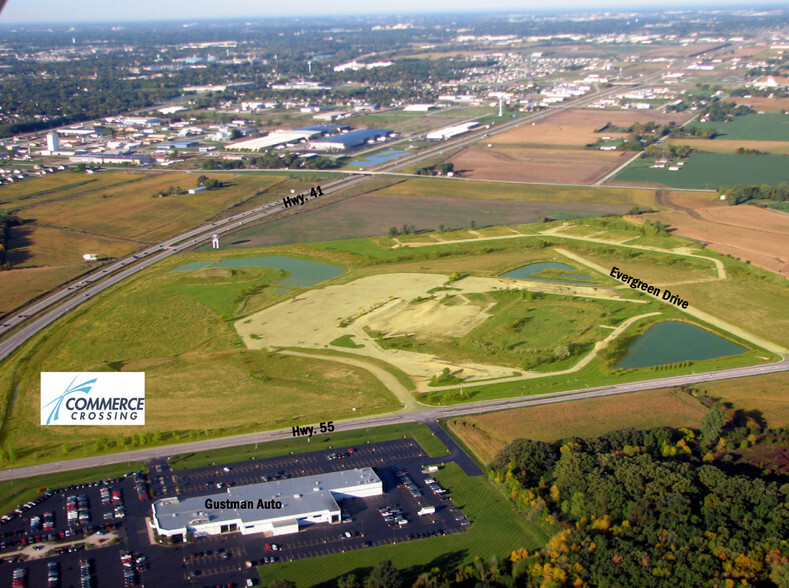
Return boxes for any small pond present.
[171,255,343,287]
[615,321,748,369]
[501,261,595,285]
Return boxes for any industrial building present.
[226,129,322,151]
[425,122,479,141]
[150,467,382,540]
[310,129,391,151]
[69,153,153,166]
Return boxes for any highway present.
[0,358,786,482]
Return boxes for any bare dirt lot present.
[647,205,789,275]
[486,108,691,148]
[450,145,630,184]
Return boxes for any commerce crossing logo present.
[40,372,145,426]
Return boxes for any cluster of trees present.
[0,214,22,269]
[641,143,692,160]
[704,100,756,122]
[196,175,224,190]
[482,415,789,587]
[201,153,341,171]
[735,147,768,155]
[415,162,455,176]
[731,87,789,99]
[721,182,789,205]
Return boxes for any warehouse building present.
[425,122,479,141]
[226,129,322,151]
[150,467,382,540]
[310,129,391,151]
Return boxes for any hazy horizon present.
[1,0,785,25]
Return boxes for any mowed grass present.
[0,463,146,518]
[7,223,138,267]
[447,388,708,464]
[0,264,90,316]
[674,139,789,156]
[169,422,449,471]
[18,173,288,242]
[690,113,789,142]
[257,462,551,588]
[615,153,789,190]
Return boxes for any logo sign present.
[41,372,145,426]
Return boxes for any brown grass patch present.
[7,224,138,267]
[693,372,789,429]
[451,145,629,184]
[675,139,789,155]
[733,96,789,112]
[448,388,707,464]
[648,206,789,276]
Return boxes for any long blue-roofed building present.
[310,129,391,151]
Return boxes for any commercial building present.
[310,129,391,151]
[150,467,382,540]
[46,133,60,152]
[226,130,321,151]
[425,122,479,141]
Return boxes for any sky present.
[0,0,783,24]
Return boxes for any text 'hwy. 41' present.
[282,185,324,208]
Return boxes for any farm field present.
[222,191,636,249]
[0,264,90,316]
[733,96,789,112]
[672,139,789,155]
[613,153,789,189]
[449,144,629,184]
[447,388,707,464]
[690,112,789,141]
[257,462,551,587]
[484,108,690,148]
[18,172,289,242]
[0,171,144,208]
[7,223,138,267]
[646,205,789,276]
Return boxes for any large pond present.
[349,150,406,166]
[615,321,748,369]
[172,255,343,287]
[501,261,596,285]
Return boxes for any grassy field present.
[447,388,708,464]
[689,372,789,428]
[690,113,789,142]
[673,139,789,156]
[0,463,146,518]
[0,250,405,467]
[375,290,635,372]
[257,462,552,587]
[169,422,449,471]
[0,172,144,208]
[614,153,789,189]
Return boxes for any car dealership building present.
[151,467,382,539]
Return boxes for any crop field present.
[450,144,629,184]
[733,96,789,112]
[257,462,551,587]
[7,223,138,267]
[672,139,789,155]
[646,205,789,276]
[690,113,789,141]
[0,172,143,208]
[18,172,289,242]
[0,264,89,316]
[485,108,690,148]
[221,191,637,249]
[614,153,789,189]
[447,388,708,464]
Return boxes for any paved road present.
[1,359,786,482]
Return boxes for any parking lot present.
[0,438,471,587]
